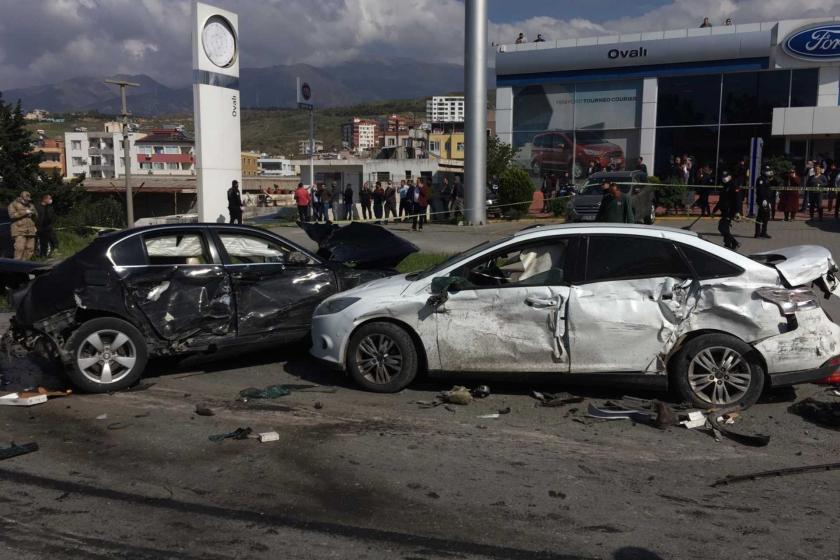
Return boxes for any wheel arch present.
[666,328,769,382]
[346,317,429,375]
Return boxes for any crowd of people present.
[7,190,57,260]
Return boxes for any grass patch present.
[396,252,451,274]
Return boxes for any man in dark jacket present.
[227,180,243,224]
[596,183,634,223]
[754,166,775,238]
[717,171,741,251]
[35,193,57,257]
[343,183,354,221]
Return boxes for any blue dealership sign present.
[784,23,840,60]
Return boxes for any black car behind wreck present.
[7,223,415,393]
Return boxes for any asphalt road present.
[1,216,839,559]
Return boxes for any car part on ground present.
[711,461,840,487]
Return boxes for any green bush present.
[498,167,534,215]
[653,174,686,211]
[58,196,126,231]
[549,196,568,217]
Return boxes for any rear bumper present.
[768,362,837,387]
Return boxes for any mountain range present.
[1,58,466,115]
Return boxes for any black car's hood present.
[299,222,419,269]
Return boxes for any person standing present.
[697,164,714,217]
[8,191,37,260]
[717,172,741,251]
[451,176,465,222]
[780,169,801,221]
[319,183,332,222]
[534,34,545,43]
[294,183,311,222]
[398,180,410,221]
[227,180,243,224]
[754,166,774,238]
[834,167,840,219]
[360,182,372,221]
[635,157,648,176]
[515,33,525,44]
[309,184,321,221]
[412,178,430,231]
[595,183,634,223]
[35,194,57,258]
[343,183,354,221]
[826,162,838,214]
[801,160,814,212]
[372,181,385,224]
[438,177,452,221]
[383,181,397,223]
[330,182,341,222]
[807,164,827,221]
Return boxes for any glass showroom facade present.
[496,18,840,186]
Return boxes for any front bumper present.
[309,313,353,368]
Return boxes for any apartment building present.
[135,129,195,176]
[241,151,260,176]
[341,118,379,151]
[34,138,66,177]
[426,96,465,123]
[65,131,142,179]
[299,140,324,155]
[257,157,296,176]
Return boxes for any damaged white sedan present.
[311,224,840,408]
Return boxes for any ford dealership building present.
[495,18,840,181]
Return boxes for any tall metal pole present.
[105,78,139,227]
[309,108,315,187]
[464,0,488,225]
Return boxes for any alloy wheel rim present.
[355,334,403,384]
[76,329,137,385]
[687,346,751,405]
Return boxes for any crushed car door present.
[121,229,234,340]
[434,237,575,373]
[215,230,338,337]
[568,235,694,373]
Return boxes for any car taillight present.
[755,287,820,315]
[815,356,840,385]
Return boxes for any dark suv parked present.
[566,171,655,224]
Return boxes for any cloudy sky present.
[2,0,840,90]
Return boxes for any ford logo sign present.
[784,23,840,60]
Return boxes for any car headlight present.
[314,297,360,317]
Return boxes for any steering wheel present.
[469,262,508,286]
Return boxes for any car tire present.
[347,322,418,393]
[66,317,148,393]
[644,204,655,225]
[670,334,764,409]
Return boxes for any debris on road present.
[0,392,47,406]
[707,413,770,447]
[209,427,253,443]
[788,397,840,430]
[96,414,108,420]
[477,413,500,419]
[256,431,280,443]
[587,403,652,422]
[531,391,585,407]
[0,441,38,461]
[239,385,292,400]
[498,406,511,415]
[440,386,473,405]
[314,401,323,410]
[711,461,840,487]
[470,385,491,399]
[680,411,707,429]
[195,404,215,417]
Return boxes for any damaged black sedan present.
[7,223,415,393]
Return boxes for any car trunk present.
[749,245,840,296]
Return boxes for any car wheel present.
[670,334,764,409]
[66,317,148,393]
[347,322,418,393]
[644,204,655,225]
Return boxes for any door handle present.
[526,296,558,308]
[230,271,244,280]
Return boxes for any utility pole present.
[309,107,315,189]
[105,78,140,227]
[464,0,488,225]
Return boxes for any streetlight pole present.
[105,78,139,227]
[464,0,488,225]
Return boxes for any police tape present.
[606,180,840,192]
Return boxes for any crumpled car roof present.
[299,222,419,269]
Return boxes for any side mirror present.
[427,276,465,308]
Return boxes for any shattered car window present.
[219,234,288,265]
[144,234,209,266]
[452,239,571,288]
[679,244,744,280]
[586,236,691,282]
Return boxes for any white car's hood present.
[750,245,838,288]
[341,273,414,298]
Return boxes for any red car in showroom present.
[530,130,625,178]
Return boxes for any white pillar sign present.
[192,2,242,222]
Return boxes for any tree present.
[487,135,515,181]
[498,166,534,216]
[0,93,43,203]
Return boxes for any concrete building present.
[496,18,840,183]
[135,129,195,176]
[297,157,441,196]
[426,96,465,123]
[65,130,142,179]
[241,151,260,176]
[299,139,324,155]
[24,109,49,121]
[34,138,66,177]
[428,131,465,160]
[257,157,296,176]
[342,118,379,152]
